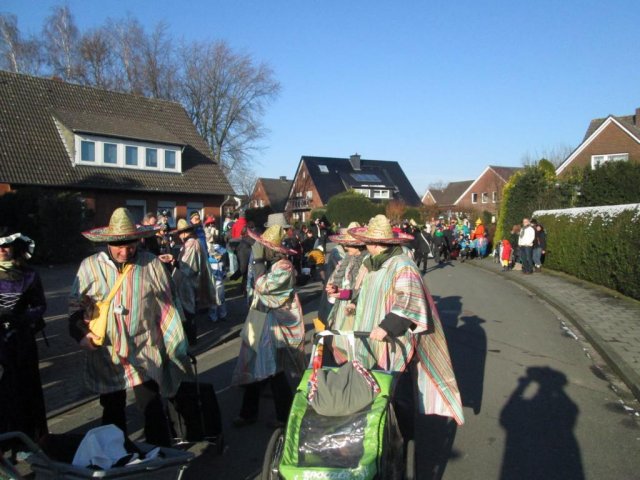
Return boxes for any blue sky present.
[4,0,640,195]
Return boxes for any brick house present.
[422,166,520,217]
[556,108,640,177]
[249,176,293,211]
[285,154,421,223]
[0,70,234,227]
[422,180,473,216]
[456,166,521,215]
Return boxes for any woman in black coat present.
[0,227,48,444]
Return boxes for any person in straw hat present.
[69,207,190,446]
[0,226,48,444]
[170,218,216,346]
[231,225,305,428]
[346,214,464,439]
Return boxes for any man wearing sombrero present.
[231,224,305,428]
[170,218,216,345]
[347,214,464,439]
[68,207,190,446]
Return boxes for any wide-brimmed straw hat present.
[170,218,197,234]
[82,208,160,243]
[264,212,290,228]
[348,214,414,245]
[247,225,297,255]
[329,222,364,246]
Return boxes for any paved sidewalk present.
[466,257,640,401]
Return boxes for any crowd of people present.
[11,205,552,461]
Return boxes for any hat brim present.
[170,223,197,234]
[264,221,291,228]
[328,234,365,246]
[82,225,160,243]
[247,228,297,256]
[347,227,414,245]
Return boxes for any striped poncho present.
[69,251,190,397]
[232,258,305,386]
[354,252,464,425]
[173,236,215,314]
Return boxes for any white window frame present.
[354,188,370,197]
[318,165,329,173]
[306,191,313,199]
[74,134,182,172]
[591,153,628,169]
[492,191,497,203]
[481,192,489,204]
[471,193,478,204]
[372,189,390,199]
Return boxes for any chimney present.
[636,108,640,128]
[349,153,361,171]
[279,176,287,181]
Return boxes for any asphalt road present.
[41,260,640,479]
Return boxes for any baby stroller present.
[261,330,415,480]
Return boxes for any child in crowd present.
[306,245,326,281]
[209,244,228,322]
[500,238,513,272]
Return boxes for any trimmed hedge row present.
[533,204,640,300]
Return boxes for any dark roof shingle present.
[302,156,421,206]
[259,177,293,211]
[0,71,234,195]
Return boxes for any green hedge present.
[533,204,640,300]
[325,191,384,226]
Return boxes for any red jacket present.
[231,217,247,239]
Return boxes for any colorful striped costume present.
[69,251,190,397]
[173,236,215,314]
[353,253,465,425]
[232,258,305,386]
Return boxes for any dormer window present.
[146,148,158,168]
[81,141,95,162]
[104,143,118,164]
[74,133,182,172]
[125,146,138,166]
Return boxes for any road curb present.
[466,260,640,402]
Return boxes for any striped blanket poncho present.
[353,252,464,425]
[69,251,190,397]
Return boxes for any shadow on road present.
[499,366,584,480]
[433,295,488,416]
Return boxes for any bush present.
[325,191,383,226]
[0,188,92,264]
[578,161,640,207]
[533,204,640,300]
[497,165,561,239]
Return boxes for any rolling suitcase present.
[169,354,224,453]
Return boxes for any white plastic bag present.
[72,424,130,470]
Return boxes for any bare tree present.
[521,144,574,168]
[106,15,146,94]
[0,13,42,74]
[179,40,281,188]
[42,5,80,80]
[428,180,448,191]
[78,27,115,89]
[141,22,178,100]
